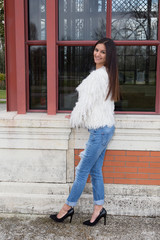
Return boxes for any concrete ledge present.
[0,194,68,214]
[70,117,160,151]
[0,182,69,214]
[80,184,160,216]
[1,113,160,151]
[0,112,70,128]
[0,182,69,195]
[0,183,159,217]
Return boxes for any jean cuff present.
[65,200,77,207]
[94,199,104,205]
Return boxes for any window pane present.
[112,0,159,40]
[28,0,46,40]
[58,0,107,40]
[29,46,47,110]
[59,46,156,112]
[58,46,94,110]
[116,46,157,112]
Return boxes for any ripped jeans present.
[66,125,115,207]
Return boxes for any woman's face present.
[93,43,106,69]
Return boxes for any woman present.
[50,38,120,226]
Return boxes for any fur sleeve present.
[70,68,109,128]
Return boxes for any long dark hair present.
[94,38,120,102]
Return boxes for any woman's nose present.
[96,51,100,56]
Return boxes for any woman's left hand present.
[65,115,71,119]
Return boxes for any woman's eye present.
[94,48,106,54]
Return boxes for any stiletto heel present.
[70,213,73,223]
[83,208,107,227]
[50,208,74,223]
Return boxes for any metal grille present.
[111,0,158,40]
[112,0,148,12]
[75,0,84,12]
[59,0,107,41]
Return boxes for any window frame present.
[25,0,160,114]
[57,0,160,114]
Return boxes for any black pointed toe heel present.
[50,208,74,223]
[83,208,107,226]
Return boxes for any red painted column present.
[155,1,160,114]
[106,0,112,38]
[14,0,26,114]
[46,0,57,115]
[4,0,17,111]
[156,45,160,114]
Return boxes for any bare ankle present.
[94,205,103,212]
[62,204,71,211]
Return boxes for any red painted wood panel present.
[4,0,17,111]
[14,0,26,114]
[46,0,57,115]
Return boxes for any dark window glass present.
[28,0,46,40]
[58,46,94,110]
[58,45,156,112]
[58,0,107,40]
[116,45,157,111]
[112,0,159,40]
[29,46,47,110]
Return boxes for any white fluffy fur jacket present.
[70,66,115,129]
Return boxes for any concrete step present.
[0,182,160,217]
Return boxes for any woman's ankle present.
[94,205,103,212]
[62,203,71,211]
[90,205,103,223]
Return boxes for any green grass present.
[0,90,6,99]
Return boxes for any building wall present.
[1,112,160,216]
[3,0,160,216]
[75,150,160,185]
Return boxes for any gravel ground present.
[0,213,159,240]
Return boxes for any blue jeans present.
[66,125,115,207]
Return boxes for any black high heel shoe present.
[83,208,107,226]
[50,208,74,223]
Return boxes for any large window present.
[27,0,47,111]
[26,0,160,113]
[58,0,159,113]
